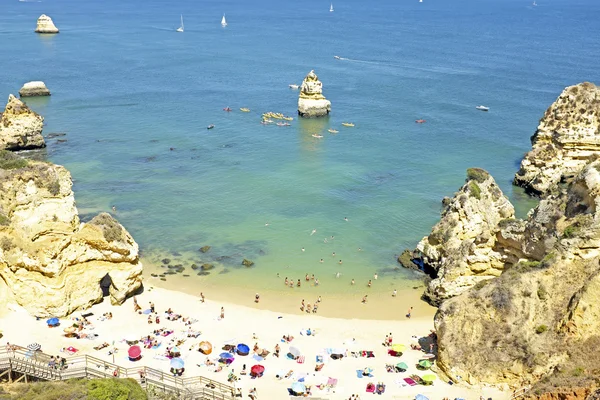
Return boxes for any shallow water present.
[1,0,599,309]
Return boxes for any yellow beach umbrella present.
[199,341,213,355]
[422,374,437,382]
[391,344,406,352]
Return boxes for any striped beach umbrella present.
[27,343,41,351]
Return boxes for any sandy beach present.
[0,285,509,399]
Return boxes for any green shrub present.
[537,285,548,300]
[468,181,481,200]
[519,260,541,269]
[0,379,147,400]
[90,213,123,242]
[466,168,490,183]
[0,236,15,251]
[535,324,548,334]
[87,378,147,400]
[47,179,61,196]
[0,150,28,170]
[0,213,10,226]
[563,223,580,238]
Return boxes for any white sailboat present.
[221,14,227,27]
[330,3,334,12]
[532,0,537,5]
[177,15,184,32]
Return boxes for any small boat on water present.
[221,14,227,27]
[475,105,489,112]
[223,107,232,112]
[328,129,339,134]
[207,124,215,130]
[532,0,537,5]
[240,108,250,112]
[276,122,291,127]
[415,119,426,123]
[341,122,355,127]
[334,56,341,60]
[289,84,299,89]
[177,15,184,32]
[330,3,334,12]
[312,134,324,138]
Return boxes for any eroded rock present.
[35,14,59,34]
[0,94,46,151]
[298,70,331,118]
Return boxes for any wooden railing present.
[511,385,532,400]
[0,345,234,400]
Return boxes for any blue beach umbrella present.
[219,352,234,359]
[170,357,184,369]
[291,382,306,394]
[236,343,250,355]
[46,317,59,326]
[415,395,430,400]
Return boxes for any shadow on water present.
[297,116,330,153]
[22,96,51,110]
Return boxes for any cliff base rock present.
[0,94,46,151]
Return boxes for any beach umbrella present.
[418,360,433,369]
[199,341,212,355]
[422,374,437,382]
[396,362,408,370]
[291,382,306,394]
[170,357,185,369]
[27,343,41,351]
[171,346,180,354]
[128,345,142,359]
[63,326,76,333]
[288,346,301,358]
[250,364,265,377]
[219,352,234,360]
[391,344,406,352]
[421,353,436,359]
[236,343,250,356]
[415,395,430,400]
[46,317,59,326]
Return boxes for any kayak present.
[328,129,339,134]
[341,122,355,127]
[240,108,250,112]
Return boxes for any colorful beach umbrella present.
[128,345,142,359]
[291,382,306,394]
[236,343,250,356]
[199,341,212,355]
[422,374,437,382]
[391,344,406,352]
[396,362,408,370]
[46,317,59,326]
[171,346,180,354]
[415,395,430,400]
[250,364,265,377]
[418,360,432,369]
[170,357,185,369]
[288,346,301,357]
[219,352,234,359]
[27,343,41,351]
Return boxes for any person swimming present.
[311,229,317,236]
[344,217,348,221]
[301,247,305,252]
[320,259,324,263]
[336,272,340,278]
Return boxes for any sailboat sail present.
[330,3,334,12]
[177,15,184,32]
[221,14,227,26]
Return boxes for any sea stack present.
[19,81,51,97]
[298,70,331,118]
[514,81,600,197]
[0,94,46,151]
[35,14,59,34]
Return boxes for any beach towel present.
[316,355,323,363]
[82,312,94,318]
[297,355,305,364]
[142,309,152,315]
[326,378,338,387]
[65,346,78,355]
[252,354,264,362]
[366,383,376,393]
[403,377,417,386]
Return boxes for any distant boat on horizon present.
[176,15,184,32]
[330,3,334,12]
[532,0,537,5]
[420,0,423,3]
[221,14,227,27]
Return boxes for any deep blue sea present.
[1,0,599,299]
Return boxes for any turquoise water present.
[1,0,599,295]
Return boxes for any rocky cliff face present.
[0,152,142,317]
[19,81,51,97]
[413,168,515,305]
[514,82,600,197]
[35,14,59,34]
[298,70,331,118]
[434,161,600,386]
[0,94,46,151]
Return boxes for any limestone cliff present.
[0,94,46,151]
[19,81,51,97]
[413,168,515,305]
[0,152,142,317]
[434,161,600,386]
[514,82,600,197]
[298,70,331,118]
[35,14,59,34]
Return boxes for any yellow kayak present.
[240,108,250,112]
[342,122,355,127]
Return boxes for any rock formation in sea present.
[0,151,142,317]
[35,14,59,34]
[19,81,51,97]
[0,94,46,151]
[412,168,515,306]
[431,161,600,388]
[514,82,600,197]
[298,70,331,118]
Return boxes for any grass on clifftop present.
[0,150,28,170]
[90,213,124,242]
[466,167,490,183]
[0,378,147,400]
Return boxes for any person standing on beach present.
[392,289,397,297]
[367,280,372,288]
[200,293,205,303]
[351,279,355,285]
[300,299,305,312]
[220,307,225,319]
[407,306,413,319]
[254,293,260,303]
[149,302,155,313]
[362,295,368,304]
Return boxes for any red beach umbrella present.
[250,364,265,377]
[128,345,142,359]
